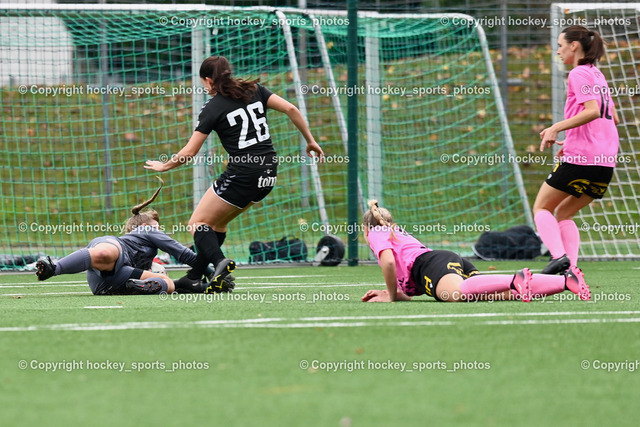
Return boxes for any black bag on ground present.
[249,237,308,263]
[0,253,45,269]
[472,225,542,260]
[314,235,345,266]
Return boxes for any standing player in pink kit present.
[535,26,620,274]
[360,200,590,303]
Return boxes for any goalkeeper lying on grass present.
[361,200,591,303]
[35,178,232,295]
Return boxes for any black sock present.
[189,225,225,278]
[215,231,226,247]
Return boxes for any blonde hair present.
[124,176,163,233]
[363,200,394,228]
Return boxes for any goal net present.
[0,4,530,267]
[551,3,640,259]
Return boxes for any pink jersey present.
[563,64,619,167]
[366,225,431,296]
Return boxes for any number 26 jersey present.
[195,84,277,171]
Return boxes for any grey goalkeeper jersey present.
[117,226,197,270]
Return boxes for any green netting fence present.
[0,4,531,268]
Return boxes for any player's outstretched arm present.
[266,94,325,161]
[362,288,412,302]
[362,249,411,302]
[379,249,398,301]
[142,228,200,266]
[145,131,208,172]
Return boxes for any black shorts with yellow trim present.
[545,162,613,199]
[410,250,479,301]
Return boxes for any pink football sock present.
[534,210,566,259]
[558,219,580,268]
[460,274,514,295]
[529,274,565,297]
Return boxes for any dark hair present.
[199,56,259,103]
[561,25,605,65]
[124,176,163,233]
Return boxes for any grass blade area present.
[1,261,639,426]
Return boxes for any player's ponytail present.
[363,200,393,228]
[562,25,605,65]
[124,176,163,233]
[363,200,397,241]
[199,56,259,103]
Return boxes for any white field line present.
[2,292,93,296]
[231,275,327,279]
[0,284,87,288]
[1,280,89,285]
[0,270,548,287]
[0,281,372,288]
[0,275,324,286]
[247,283,370,289]
[299,310,640,321]
[207,318,640,328]
[1,311,639,332]
[0,283,374,296]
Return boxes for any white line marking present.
[0,282,369,288]
[299,311,640,321]
[240,282,369,285]
[0,284,86,288]
[235,275,327,279]
[0,280,90,285]
[84,306,123,309]
[1,311,639,332]
[1,292,92,296]
[0,270,541,286]
[248,283,369,289]
[0,283,372,296]
[0,277,324,285]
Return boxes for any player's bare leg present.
[175,188,250,292]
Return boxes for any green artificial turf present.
[1,261,639,426]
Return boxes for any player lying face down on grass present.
[534,26,620,275]
[35,178,225,295]
[144,56,324,294]
[360,200,591,303]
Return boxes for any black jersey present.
[195,84,277,171]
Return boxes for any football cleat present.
[541,254,570,275]
[204,277,235,294]
[205,271,235,283]
[511,268,533,302]
[564,266,591,301]
[125,278,164,294]
[35,256,56,281]
[205,258,236,294]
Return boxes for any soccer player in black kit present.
[145,56,324,293]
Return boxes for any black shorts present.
[410,250,479,301]
[213,166,277,209]
[545,162,613,199]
